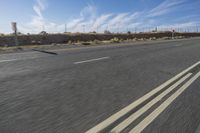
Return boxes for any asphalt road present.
[0,38,200,133]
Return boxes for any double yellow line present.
[86,61,200,133]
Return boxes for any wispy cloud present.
[108,13,129,26]
[30,0,47,28]
[19,0,63,33]
[33,0,46,18]
[80,4,97,19]
[148,0,186,17]
[93,14,113,28]
[160,21,199,28]
[18,0,200,34]
[66,11,141,32]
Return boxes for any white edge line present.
[174,44,183,47]
[74,57,110,64]
[0,59,18,63]
[0,57,39,63]
[86,61,200,133]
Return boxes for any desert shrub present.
[111,37,120,43]
[93,39,101,44]
[81,42,91,45]
[68,40,72,44]
[31,40,41,45]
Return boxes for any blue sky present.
[0,0,200,33]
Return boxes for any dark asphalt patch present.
[32,49,58,55]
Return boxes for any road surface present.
[0,38,200,133]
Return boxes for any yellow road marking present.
[129,71,200,133]
[86,61,200,133]
[111,73,192,132]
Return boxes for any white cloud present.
[65,4,99,32]
[122,12,140,24]
[108,13,129,26]
[160,21,199,28]
[80,4,97,19]
[148,0,186,17]
[33,0,46,18]
[19,0,61,33]
[18,0,199,34]
[66,11,141,33]
[92,14,113,29]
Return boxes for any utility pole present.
[65,23,67,33]
[82,25,85,33]
[96,26,99,33]
[42,25,45,31]
[106,24,109,31]
[127,27,130,33]
[117,24,119,33]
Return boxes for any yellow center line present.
[111,73,192,132]
[129,71,200,133]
